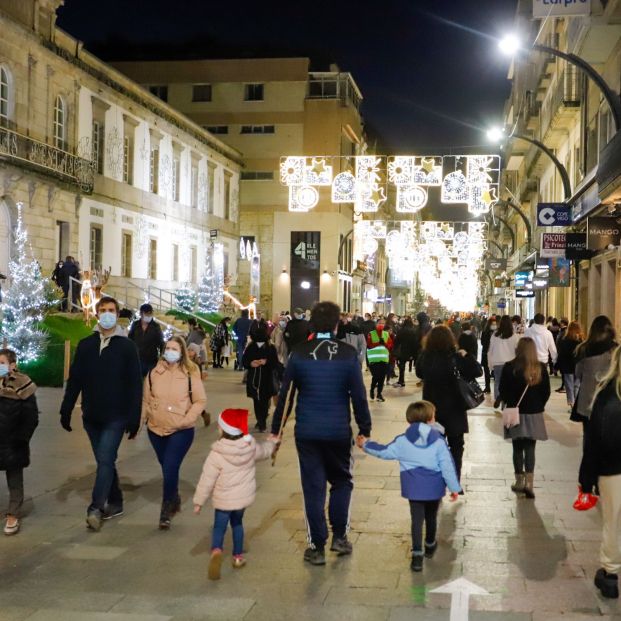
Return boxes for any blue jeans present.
[563,373,580,406]
[148,428,195,502]
[83,419,126,513]
[493,364,505,401]
[212,509,245,555]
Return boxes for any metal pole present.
[532,44,621,132]
[493,216,516,255]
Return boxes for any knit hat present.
[218,409,252,441]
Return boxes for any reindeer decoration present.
[80,267,111,322]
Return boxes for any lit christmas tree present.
[174,283,196,312]
[197,244,222,313]
[0,203,48,363]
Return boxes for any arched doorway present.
[0,200,10,277]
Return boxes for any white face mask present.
[164,350,181,363]
[143,315,153,323]
[278,320,286,329]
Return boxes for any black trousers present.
[446,434,464,481]
[252,397,270,431]
[369,362,388,396]
[296,438,353,549]
[409,499,440,553]
[512,438,536,473]
[482,356,491,391]
[398,359,408,385]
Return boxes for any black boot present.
[595,568,619,599]
[159,501,173,530]
[170,495,181,515]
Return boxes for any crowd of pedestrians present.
[2,298,621,598]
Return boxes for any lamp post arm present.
[512,132,572,200]
[502,197,532,249]
[488,239,506,257]
[532,44,621,132]
[494,215,516,255]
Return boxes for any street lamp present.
[498,34,621,132]
[487,126,572,200]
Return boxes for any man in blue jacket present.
[271,301,371,566]
[232,309,252,371]
[60,296,142,531]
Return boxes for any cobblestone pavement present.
[0,367,620,621]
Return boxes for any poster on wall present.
[549,257,571,287]
[290,231,321,311]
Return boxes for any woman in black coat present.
[416,325,482,481]
[0,349,39,536]
[242,328,280,432]
[393,317,418,387]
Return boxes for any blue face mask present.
[164,350,181,364]
[0,364,10,377]
[98,311,117,330]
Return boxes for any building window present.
[207,163,215,214]
[92,120,104,173]
[240,171,274,180]
[149,147,159,194]
[192,84,212,102]
[56,221,70,262]
[148,85,168,102]
[171,243,179,281]
[53,96,67,151]
[190,246,197,283]
[148,238,158,280]
[172,157,180,202]
[121,231,132,278]
[244,83,264,101]
[123,135,133,184]
[240,125,275,134]
[89,225,103,271]
[224,173,231,220]
[204,125,228,135]
[0,66,11,128]
[191,163,198,208]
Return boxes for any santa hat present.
[218,409,252,441]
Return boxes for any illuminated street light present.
[486,127,505,143]
[497,33,621,132]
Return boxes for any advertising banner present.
[537,203,571,227]
[486,257,507,271]
[587,217,621,251]
[565,233,588,259]
[541,233,566,258]
[290,231,321,311]
[549,257,571,287]
[533,0,590,18]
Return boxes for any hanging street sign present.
[541,233,566,258]
[485,258,507,271]
[515,290,536,298]
[565,233,588,260]
[533,0,591,18]
[587,217,621,251]
[536,203,571,227]
[209,229,218,238]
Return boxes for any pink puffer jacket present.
[193,437,274,511]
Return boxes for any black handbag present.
[452,355,484,410]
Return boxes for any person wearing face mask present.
[0,349,39,536]
[243,328,279,432]
[128,303,165,377]
[271,314,289,366]
[283,307,310,355]
[480,316,496,395]
[59,296,143,532]
[142,336,207,529]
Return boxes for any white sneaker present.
[4,517,20,536]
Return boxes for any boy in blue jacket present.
[357,400,461,572]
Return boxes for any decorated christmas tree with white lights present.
[0,203,48,363]
[174,283,196,312]
[197,245,221,313]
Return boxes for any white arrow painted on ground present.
[430,578,489,621]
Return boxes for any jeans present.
[296,438,353,549]
[446,434,465,481]
[6,468,24,516]
[212,508,245,555]
[409,499,440,553]
[253,397,270,431]
[512,438,536,473]
[563,373,580,406]
[148,428,195,503]
[493,364,505,401]
[370,362,388,397]
[83,419,126,513]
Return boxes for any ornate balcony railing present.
[0,125,95,193]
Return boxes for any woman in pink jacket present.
[193,408,275,580]
[142,336,206,529]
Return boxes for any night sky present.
[56,0,518,153]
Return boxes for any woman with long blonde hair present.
[142,335,206,529]
[499,337,550,498]
[580,345,621,599]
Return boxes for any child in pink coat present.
[194,408,276,580]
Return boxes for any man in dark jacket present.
[232,309,252,371]
[128,303,164,376]
[393,317,418,386]
[283,307,310,354]
[458,322,478,359]
[271,301,371,566]
[59,256,80,311]
[59,296,142,531]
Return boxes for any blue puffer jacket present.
[271,336,371,441]
[363,423,461,500]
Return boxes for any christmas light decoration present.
[0,203,48,363]
[332,171,356,203]
[197,245,222,313]
[175,283,196,312]
[396,184,428,213]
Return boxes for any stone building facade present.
[0,0,242,309]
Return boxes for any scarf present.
[0,371,37,401]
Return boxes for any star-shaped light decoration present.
[422,157,436,173]
[311,158,327,174]
[370,184,387,205]
[480,186,498,208]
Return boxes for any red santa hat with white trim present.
[218,408,252,442]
